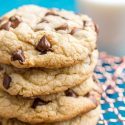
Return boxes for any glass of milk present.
[77,0,125,56]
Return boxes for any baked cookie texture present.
[0,106,101,125]
[0,5,97,69]
[0,50,98,97]
[0,79,102,124]
[0,5,101,125]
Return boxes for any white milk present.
[77,0,125,56]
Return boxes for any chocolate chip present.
[11,49,25,64]
[9,16,21,28]
[65,89,77,97]
[83,21,87,28]
[45,11,68,20]
[55,23,68,31]
[40,19,49,23]
[0,16,21,30]
[3,74,12,89]
[0,22,11,31]
[70,27,81,35]
[36,35,52,54]
[0,121,2,125]
[45,11,59,16]
[94,23,99,34]
[31,98,49,108]
[61,16,68,20]
[0,66,3,71]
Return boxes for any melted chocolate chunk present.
[61,16,68,20]
[0,22,11,31]
[84,92,90,97]
[9,16,21,28]
[3,74,12,89]
[70,27,81,35]
[31,98,49,109]
[0,16,21,30]
[55,23,68,31]
[11,49,25,64]
[83,21,87,28]
[0,66,3,71]
[45,11,68,20]
[36,35,52,54]
[94,23,99,34]
[40,19,49,23]
[65,89,77,97]
[45,11,59,16]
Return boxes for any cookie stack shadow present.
[0,5,102,125]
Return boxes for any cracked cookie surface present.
[0,79,102,124]
[0,106,101,125]
[0,50,98,97]
[0,5,97,68]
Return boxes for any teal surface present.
[0,0,77,16]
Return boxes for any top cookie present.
[0,5,97,68]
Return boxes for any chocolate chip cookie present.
[0,79,102,124]
[0,5,97,68]
[0,106,100,125]
[0,50,98,97]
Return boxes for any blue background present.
[0,0,77,16]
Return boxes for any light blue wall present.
[0,0,77,16]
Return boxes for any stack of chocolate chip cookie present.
[0,5,102,125]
